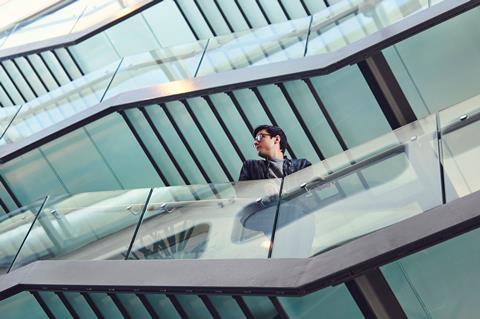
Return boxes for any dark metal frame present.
[277,82,325,160]
[137,293,160,319]
[0,0,474,163]
[161,103,212,183]
[81,292,105,319]
[233,295,254,318]
[182,99,234,181]
[0,62,26,103]
[119,110,169,185]
[109,293,132,319]
[172,0,200,40]
[56,291,81,319]
[358,52,417,129]
[345,269,407,319]
[30,291,55,318]
[139,107,191,185]
[203,95,246,163]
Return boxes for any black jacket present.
[238,158,311,181]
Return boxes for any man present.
[237,125,314,257]
[239,125,311,181]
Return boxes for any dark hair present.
[253,125,288,153]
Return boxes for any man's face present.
[254,129,280,159]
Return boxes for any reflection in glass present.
[10,189,150,271]
[272,115,442,257]
[440,103,480,202]
[0,0,152,52]
[128,180,282,260]
[104,40,207,99]
[279,284,364,318]
[196,16,310,76]
[0,199,45,274]
[0,60,120,146]
[307,0,429,55]
[1,1,85,50]
[70,0,146,34]
[0,106,21,145]
[0,0,65,33]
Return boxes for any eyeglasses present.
[253,133,271,142]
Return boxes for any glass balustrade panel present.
[196,16,310,77]
[9,189,150,271]
[307,0,429,55]
[0,198,46,274]
[439,99,480,202]
[103,40,207,100]
[0,105,21,145]
[70,0,149,34]
[0,60,121,147]
[0,1,85,51]
[0,0,64,33]
[271,114,442,257]
[129,179,283,260]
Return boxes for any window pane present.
[384,7,480,116]
[309,66,391,148]
[279,284,364,318]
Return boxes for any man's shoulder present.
[290,158,312,168]
[239,159,268,181]
[242,159,266,166]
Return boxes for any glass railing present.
[0,0,445,150]
[0,0,68,33]
[0,60,121,146]
[0,0,151,52]
[2,98,480,271]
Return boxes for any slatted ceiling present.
[39,51,71,85]
[143,293,180,318]
[0,63,26,104]
[59,293,93,319]
[189,96,243,177]
[209,296,245,319]
[35,291,72,318]
[283,80,344,158]
[116,293,153,319]
[164,101,228,183]
[144,105,207,185]
[281,0,310,18]
[119,110,169,187]
[209,93,257,160]
[2,60,37,101]
[53,48,83,80]
[243,296,279,318]
[214,1,249,31]
[258,0,289,24]
[89,293,125,318]
[12,58,48,97]
[197,0,233,35]
[0,83,14,107]
[175,0,214,39]
[236,0,268,28]
[123,108,184,186]
[176,294,213,318]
